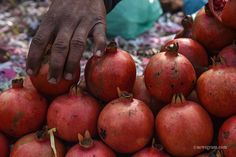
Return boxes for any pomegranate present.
[155,94,213,157]
[10,128,65,157]
[47,85,101,142]
[0,132,9,157]
[132,75,165,116]
[0,78,47,137]
[162,38,208,76]
[218,115,236,157]
[208,0,236,29]
[66,131,116,157]
[85,41,136,102]
[23,76,36,91]
[218,42,236,67]
[132,139,170,157]
[97,90,154,153]
[145,42,196,103]
[192,5,236,54]
[175,15,193,39]
[196,61,236,117]
[30,59,80,96]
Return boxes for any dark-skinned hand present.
[26,0,106,84]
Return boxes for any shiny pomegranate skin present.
[218,115,236,157]
[218,43,236,67]
[145,43,196,103]
[155,95,213,156]
[0,132,9,157]
[98,96,154,153]
[163,38,208,76]
[85,41,136,102]
[66,140,116,157]
[47,88,101,142]
[0,79,48,137]
[30,63,80,96]
[209,0,236,29]
[10,133,65,157]
[197,65,236,117]
[192,7,236,54]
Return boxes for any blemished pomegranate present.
[192,5,236,54]
[0,132,9,157]
[162,38,208,76]
[47,85,101,142]
[66,131,116,157]
[175,15,193,39]
[218,115,236,157]
[155,94,213,157]
[30,61,80,96]
[218,42,236,67]
[0,78,47,137]
[208,0,236,29]
[85,41,136,102]
[132,139,170,157]
[145,42,196,103]
[10,128,65,157]
[196,62,236,117]
[132,75,165,115]
[97,90,154,153]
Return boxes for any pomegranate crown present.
[106,40,118,53]
[78,130,94,149]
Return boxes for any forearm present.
[104,0,121,13]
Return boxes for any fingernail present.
[27,69,34,75]
[64,73,73,80]
[48,77,57,84]
[94,50,103,57]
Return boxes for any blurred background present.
[0,0,206,91]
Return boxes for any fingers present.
[26,13,56,76]
[48,22,76,84]
[92,23,106,56]
[63,21,91,81]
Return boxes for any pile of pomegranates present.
[1,8,236,155]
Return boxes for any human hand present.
[26,0,106,84]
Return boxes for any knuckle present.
[71,38,85,50]
[43,12,57,24]
[31,35,46,47]
[52,40,69,53]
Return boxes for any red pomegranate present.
[162,38,208,76]
[47,85,101,142]
[97,91,154,153]
[0,132,9,157]
[10,128,65,157]
[196,62,236,117]
[175,15,193,39]
[85,41,136,102]
[132,75,165,116]
[218,42,236,67]
[208,0,236,29]
[192,5,236,54]
[30,61,80,96]
[155,94,213,157]
[23,76,36,91]
[66,131,116,157]
[132,140,170,157]
[0,78,47,137]
[218,115,236,157]
[145,43,196,103]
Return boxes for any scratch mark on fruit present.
[99,128,106,139]
[128,109,136,117]
[223,131,230,139]
[155,72,161,77]
[12,112,24,128]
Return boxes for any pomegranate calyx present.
[48,128,58,157]
[172,93,186,104]
[12,78,24,88]
[78,130,94,149]
[211,56,225,66]
[106,40,118,54]
[166,42,179,55]
[117,87,133,100]
[205,4,214,17]
[69,84,83,96]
